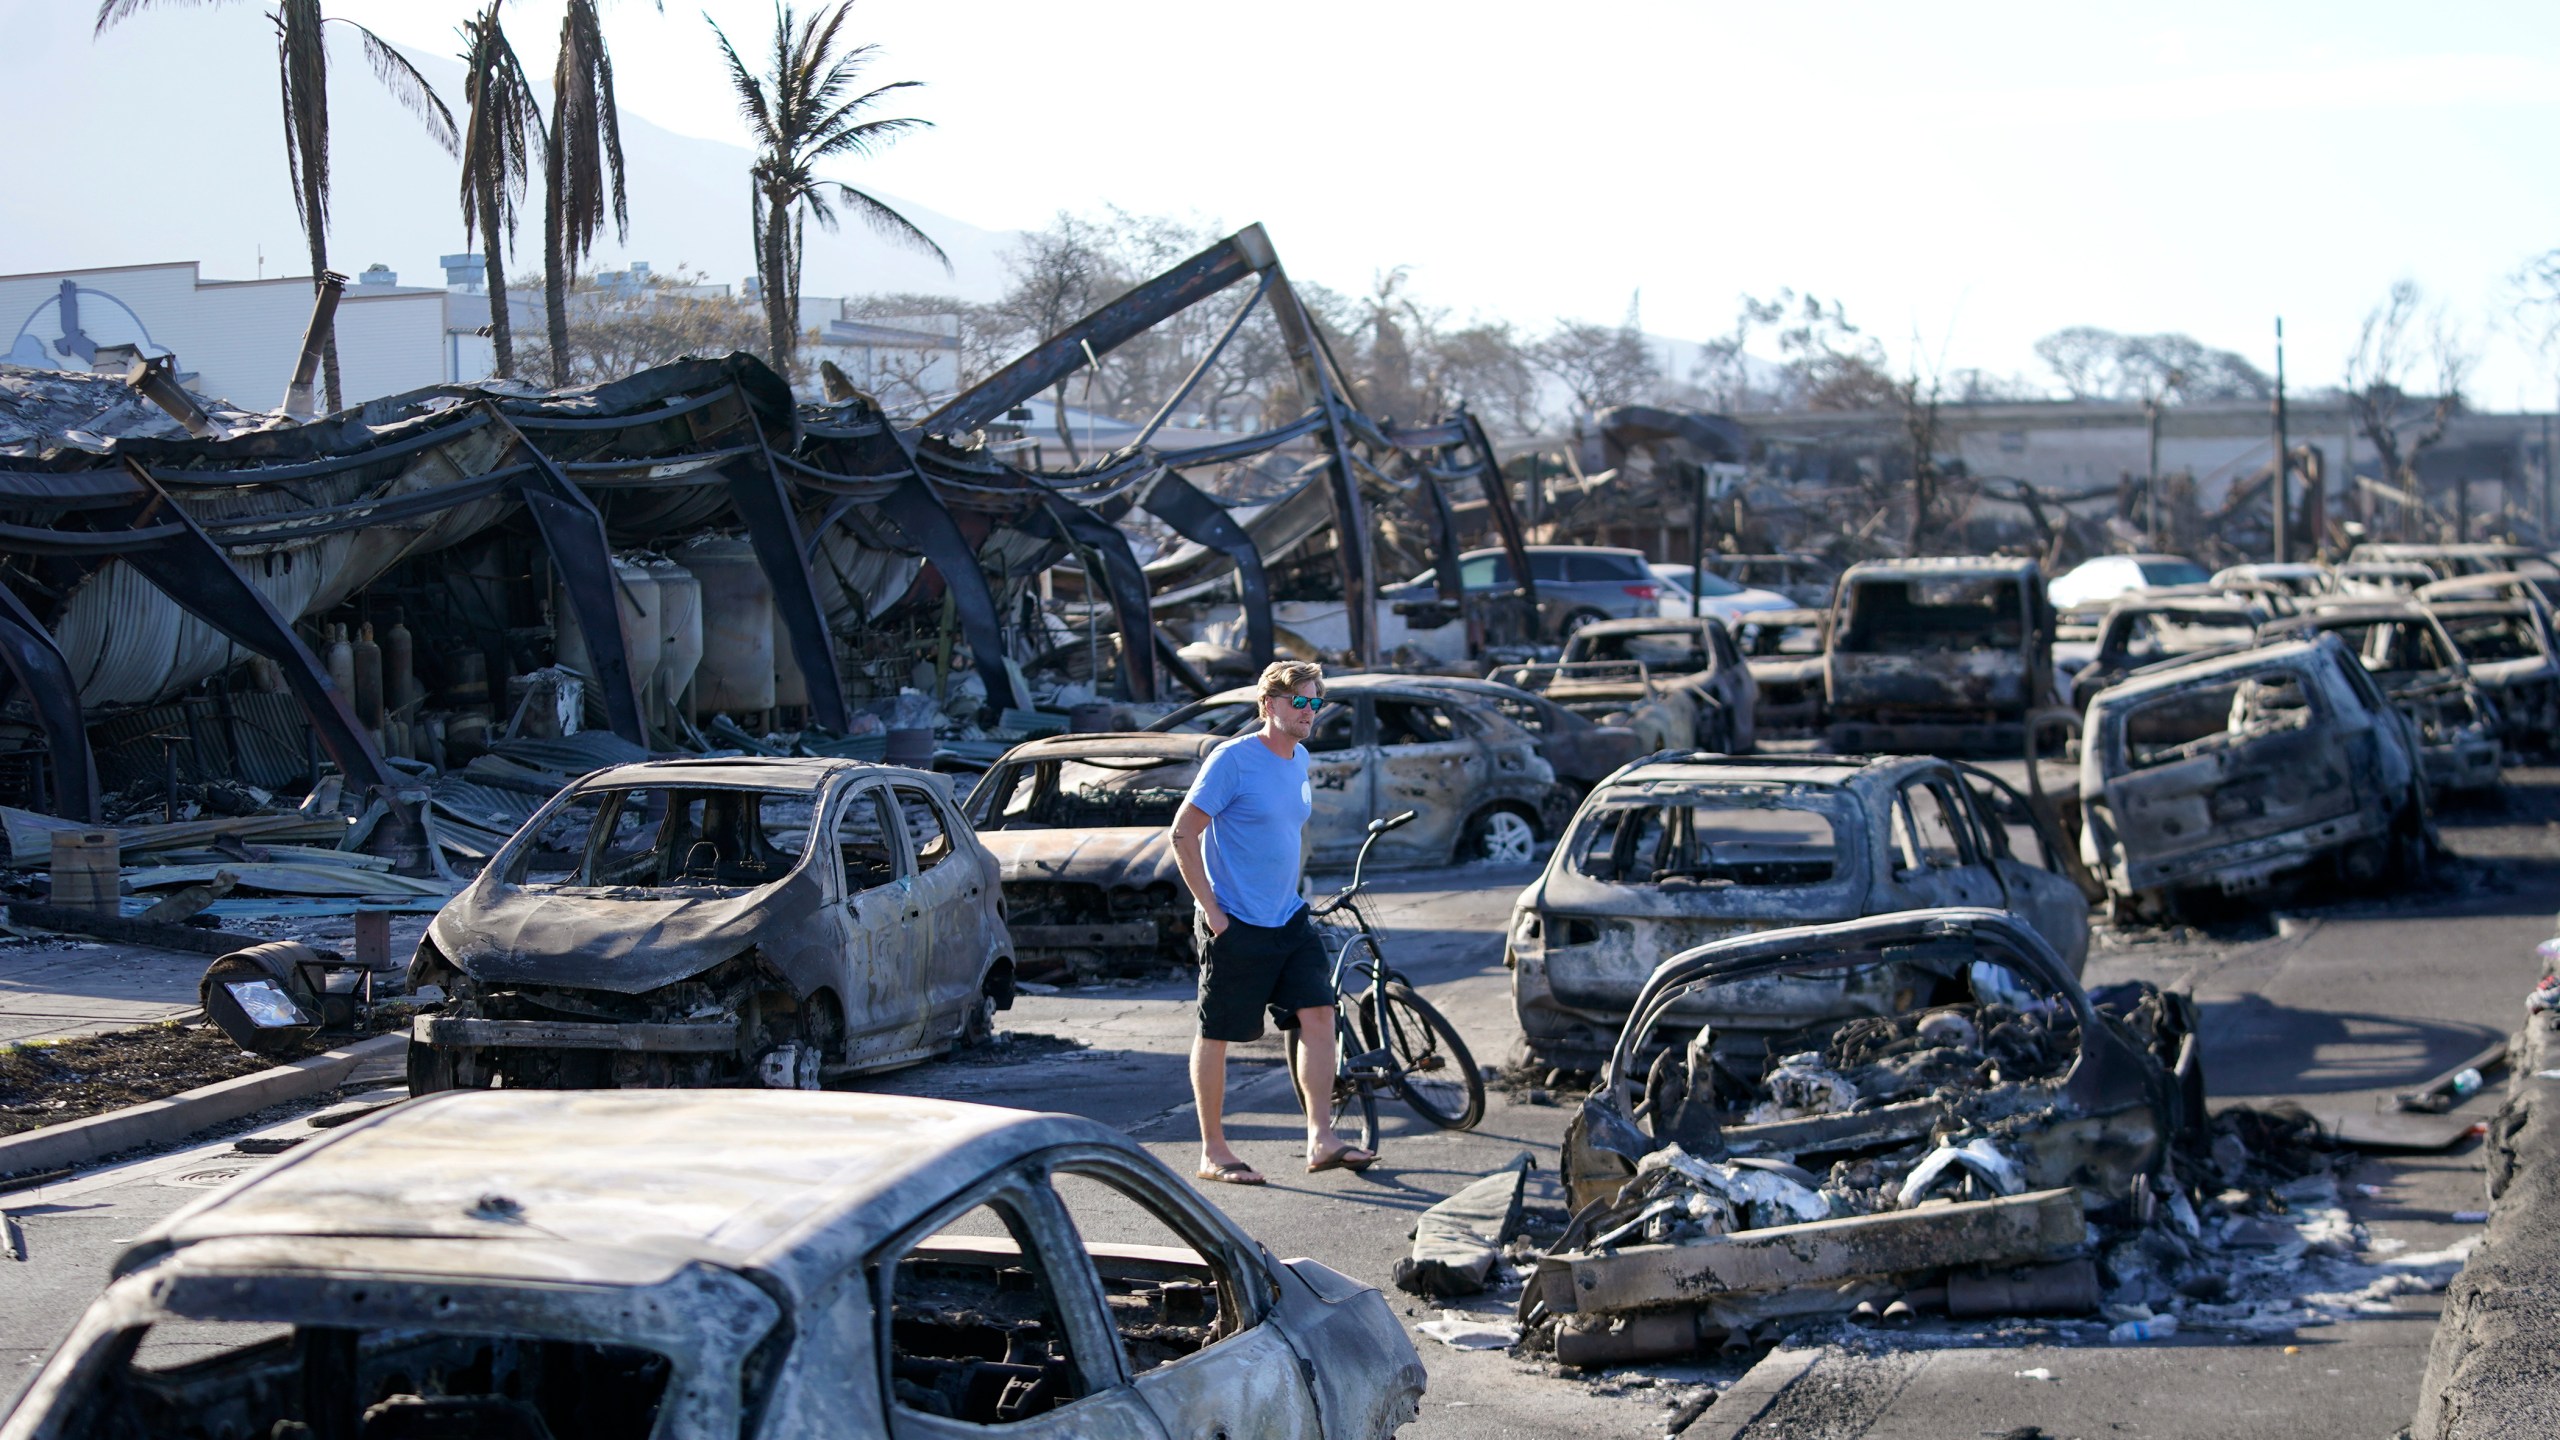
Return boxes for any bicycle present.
[1283,810,1487,1156]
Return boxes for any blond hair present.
[1257,659,1325,700]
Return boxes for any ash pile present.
[1513,907,2468,1366]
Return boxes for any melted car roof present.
[136,1090,1108,1300]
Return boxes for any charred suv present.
[408,757,1014,1091]
[1510,754,2092,1070]
[2078,634,2432,912]
[2,1091,1425,1440]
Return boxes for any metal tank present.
[554,557,660,723]
[640,555,703,729]
[671,536,777,718]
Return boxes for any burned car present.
[408,757,1014,1091]
[2262,600,2501,797]
[1528,908,2200,1360]
[0,1090,1425,1440]
[1150,673,1572,868]
[2079,634,2432,912]
[2066,592,2270,712]
[1733,607,1830,738]
[2422,594,2560,749]
[1384,675,1647,794]
[1489,616,1758,754]
[1510,753,2094,1070]
[1824,556,2064,755]
[964,732,1217,979]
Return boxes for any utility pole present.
[2272,317,2290,563]
[2146,394,2163,550]
[1689,461,1707,620]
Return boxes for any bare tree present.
[2343,279,2472,538]
[1531,296,1659,418]
[516,266,766,385]
[2034,325,2268,402]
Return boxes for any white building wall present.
[0,261,445,412]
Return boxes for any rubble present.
[1395,1152,1533,1298]
[1518,908,2203,1359]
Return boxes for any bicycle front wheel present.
[1362,981,1485,1131]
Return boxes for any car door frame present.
[888,778,984,1044]
[866,1164,1170,1440]
[1304,699,1376,868]
[1947,763,2094,972]
[1035,1144,1323,1440]
[829,777,924,1067]
[1368,690,1484,863]
[1884,772,2004,911]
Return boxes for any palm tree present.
[710,2,947,383]
[458,0,543,380]
[96,0,457,413]
[540,0,656,388]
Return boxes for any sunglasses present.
[1277,695,1326,711]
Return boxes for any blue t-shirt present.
[1182,733,1313,927]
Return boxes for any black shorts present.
[1195,909,1334,1042]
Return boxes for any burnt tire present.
[1363,981,1485,1131]
[1464,806,1539,865]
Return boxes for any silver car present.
[0,1090,1426,1439]
[408,756,1014,1090]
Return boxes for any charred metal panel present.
[0,582,98,821]
[724,444,850,731]
[872,475,1022,712]
[1140,470,1272,665]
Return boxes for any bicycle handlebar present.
[1311,810,1421,916]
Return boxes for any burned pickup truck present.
[408,757,1015,1091]
[2078,634,2432,914]
[1510,754,2092,1070]
[1824,557,2065,755]
[1489,617,1759,755]
[1529,908,2200,1360]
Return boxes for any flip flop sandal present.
[1306,1145,1377,1174]
[1195,1160,1266,1186]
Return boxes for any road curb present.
[0,1033,406,1178]
[1688,1345,1821,1440]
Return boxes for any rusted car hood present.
[431,881,785,994]
[983,826,1179,889]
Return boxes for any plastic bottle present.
[2449,1068,2485,1101]
[2108,1316,2179,1344]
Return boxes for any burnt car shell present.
[2,1091,1425,1440]
[2421,593,2560,749]
[964,732,1219,976]
[412,756,1012,1088]
[2261,600,2502,797]
[1824,557,2060,754]
[1562,907,2199,1218]
[1147,673,1568,869]
[1503,616,1761,754]
[2078,634,2429,903]
[1511,753,2092,1070]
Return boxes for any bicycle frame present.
[1310,810,1417,1082]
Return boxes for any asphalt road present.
[4,775,2554,1437]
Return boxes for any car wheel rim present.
[1480,811,1535,864]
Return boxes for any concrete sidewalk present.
[0,914,433,1047]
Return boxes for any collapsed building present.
[0,227,1546,873]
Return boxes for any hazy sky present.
[34,1,2560,407]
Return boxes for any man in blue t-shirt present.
[1172,660,1372,1184]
